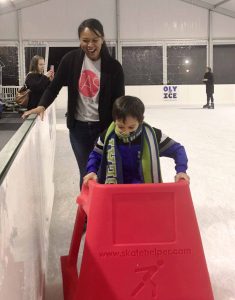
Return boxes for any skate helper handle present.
[77,180,97,215]
[68,180,96,264]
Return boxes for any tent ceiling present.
[0,0,49,15]
[0,0,235,18]
[180,0,235,18]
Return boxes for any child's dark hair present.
[112,96,145,123]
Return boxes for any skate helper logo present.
[163,85,177,100]
[79,70,100,98]
[131,260,164,299]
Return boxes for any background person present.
[202,67,214,109]
[26,55,54,110]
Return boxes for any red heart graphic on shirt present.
[79,70,100,98]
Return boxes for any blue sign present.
[163,86,177,100]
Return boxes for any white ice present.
[146,104,235,300]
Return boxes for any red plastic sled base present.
[61,181,214,300]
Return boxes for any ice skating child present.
[83,95,190,185]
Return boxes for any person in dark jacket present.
[25,55,54,110]
[22,19,125,188]
[202,67,214,109]
[83,96,190,185]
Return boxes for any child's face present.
[115,116,140,135]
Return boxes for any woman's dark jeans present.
[69,120,101,189]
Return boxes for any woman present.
[202,67,214,109]
[26,55,54,110]
[23,19,125,187]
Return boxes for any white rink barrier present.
[0,105,56,300]
[55,85,235,111]
[126,84,235,106]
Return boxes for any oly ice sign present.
[163,86,177,100]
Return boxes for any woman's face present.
[79,27,104,61]
[38,59,45,74]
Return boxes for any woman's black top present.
[39,48,125,131]
[25,73,50,110]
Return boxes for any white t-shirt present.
[75,55,101,121]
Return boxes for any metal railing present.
[0,86,19,103]
[0,86,23,113]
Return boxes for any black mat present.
[0,112,23,120]
[0,123,22,131]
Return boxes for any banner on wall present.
[163,86,178,100]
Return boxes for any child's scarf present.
[98,122,162,184]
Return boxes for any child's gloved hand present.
[83,172,97,185]
[175,172,190,183]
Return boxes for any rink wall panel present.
[55,85,235,110]
[125,84,235,106]
[0,105,56,300]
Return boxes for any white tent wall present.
[212,11,235,38]
[20,0,117,40]
[1,0,235,41]
[0,11,18,40]
[119,0,209,40]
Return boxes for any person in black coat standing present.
[25,55,54,110]
[202,67,214,109]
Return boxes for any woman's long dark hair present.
[29,55,44,73]
[78,18,111,59]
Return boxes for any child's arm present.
[83,133,105,185]
[161,142,188,172]
[86,150,102,175]
[154,128,190,182]
[162,143,190,182]
[83,151,102,185]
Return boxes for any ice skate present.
[208,103,214,109]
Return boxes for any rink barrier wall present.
[126,84,235,106]
[54,84,235,110]
[0,105,56,300]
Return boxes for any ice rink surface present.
[46,104,235,300]
[146,104,235,300]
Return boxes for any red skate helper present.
[61,180,214,300]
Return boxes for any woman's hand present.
[83,172,97,185]
[175,172,190,183]
[45,70,54,81]
[22,106,46,121]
